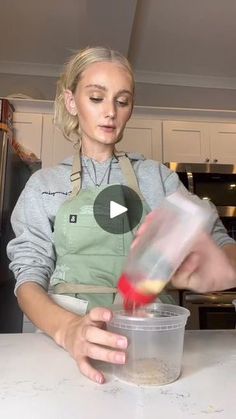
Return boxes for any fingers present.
[85,342,126,364]
[84,325,127,349]
[88,308,128,348]
[89,306,112,323]
[172,271,201,291]
[75,335,126,384]
[79,357,105,384]
[171,253,200,290]
[76,326,127,384]
[80,320,127,362]
[171,232,235,292]
[66,307,128,384]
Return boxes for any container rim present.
[109,303,190,331]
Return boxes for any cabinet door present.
[117,118,162,161]
[13,113,43,159]
[163,121,210,163]
[41,115,74,168]
[42,116,163,167]
[209,123,236,164]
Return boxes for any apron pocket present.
[66,214,126,256]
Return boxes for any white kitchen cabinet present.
[13,113,43,159]
[117,118,162,161]
[163,121,210,163]
[209,123,236,164]
[12,102,236,168]
[41,114,74,168]
[41,116,162,168]
[163,120,236,164]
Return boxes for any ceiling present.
[1,0,236,105]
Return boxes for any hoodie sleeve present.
[7,176,56,295]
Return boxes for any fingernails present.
[117,338,127,349]
[115,353,126,363]
[96,374,104,384]
[103,311,111,322]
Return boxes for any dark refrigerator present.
[0,98,41,332]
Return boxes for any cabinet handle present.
[205,158,210,162]
[213,159,218,163]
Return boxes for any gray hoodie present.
[7,153,235,294]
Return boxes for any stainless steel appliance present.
[181,291,236,330]
[0,99,41,332]
[165,162,236,217]
[166,162,236,329]
[165,162,236,239]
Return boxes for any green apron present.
[50,149,173,314]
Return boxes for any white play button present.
[94,185,143,234]
[110,200,128,219]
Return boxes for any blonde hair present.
[54,46,135,143]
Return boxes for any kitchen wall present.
[0,74,57,101]
[135,83,236,110]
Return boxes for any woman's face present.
[65,61,134,149]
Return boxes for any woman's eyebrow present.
[85,84,132,95]
[85,84,107,91]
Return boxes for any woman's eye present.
[90,97,103,102]
[117,100,129,107]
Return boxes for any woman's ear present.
[64,89,78,116]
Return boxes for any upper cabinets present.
[13,112,162,168]
[163,121,208,163]
[118,118,162,161]
[41,116,162,168]
[12,101,236,167]
[163,121,236,164]
[209,123,236,164]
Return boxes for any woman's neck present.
[81,142,115,163]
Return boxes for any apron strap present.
[70,142,82,198]
[54,283,117,294]
[114,150,142,198]
[69,146,143,199]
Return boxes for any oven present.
[165,162,236,239]
[181,291,236,330]
[165,162,236,329]
[166,162,236,211]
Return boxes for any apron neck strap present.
[114,151,141,197]
[70,147,142,198]
[70,142,82,198]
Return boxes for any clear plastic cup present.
[107,303,190,386]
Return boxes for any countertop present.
[0,330,235,419]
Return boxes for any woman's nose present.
[104,101,116,118]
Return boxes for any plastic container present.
[107,303,190,386]
[233,299,236,310]
[118,190,212,309]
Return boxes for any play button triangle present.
[110,201,128,219]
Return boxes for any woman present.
[7,46,236,384]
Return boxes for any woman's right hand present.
[58,307,128,384]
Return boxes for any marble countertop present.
[0,330,235,419]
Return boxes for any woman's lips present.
[99,125,116,133]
